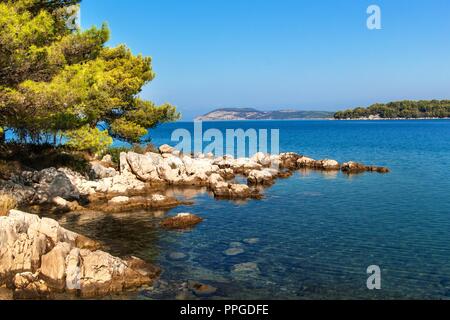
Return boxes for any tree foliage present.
[65,125,112,155]
[334,100,450,119]
[0,0,180,148]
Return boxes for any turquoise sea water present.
[55,120,450,299]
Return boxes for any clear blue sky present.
[81,0,450,120]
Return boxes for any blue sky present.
[81,0,450,120]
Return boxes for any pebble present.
[243,238,260,245]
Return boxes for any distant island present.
[195,101,450,122]
[196,108,334,121]
[334,100,450,120]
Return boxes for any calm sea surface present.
[52,120,450,299]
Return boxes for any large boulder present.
[40,243,71,290]
[279,153,302,170]
[125,152,163,183]
[318,159,340,170]
[251,152,272,167]
[0,210,159,299]
[234,158,262,170]
[183,156,217,176]
[0,180,36,206]
[247,169,278,186]
[157,156,186,184]
[95,174,146,194]
[297,156,316,168]
[13,272,52,300]
[71,249,157,298]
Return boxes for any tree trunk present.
[0,128,5,144]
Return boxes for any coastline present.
[333,117,450,121]
[190,118,450,122]
[0,145,389,300]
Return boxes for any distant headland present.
[195,108,334,121]
[196,100,450,121]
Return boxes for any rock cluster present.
[0,146,390,209]
[0,210,159,299]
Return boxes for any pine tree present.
[0,0,179,148]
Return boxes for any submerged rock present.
[168,252,188,261]
[188,281,217,297]
[160,213,203,230]
[224,248,245,256]
[247,169,277,186]
[232,262,260,273]
[243,238,260,245]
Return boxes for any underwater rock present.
[243,238,260,245]
[188,281,217,297]
[168,252,188,261]
[230,242,244,248]
[224,248,245,256]
[232,262,260,274]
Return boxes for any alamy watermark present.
[66,4,81,31]
[367,4,382,30]
[171,121,279,158]
[367,265,382,290]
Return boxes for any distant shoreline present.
[333,117,450,121]
[188,117,450,122]
[192,118,334,122]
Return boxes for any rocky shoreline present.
[0,145,389,299]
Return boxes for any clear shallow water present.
[53,120,450,299]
